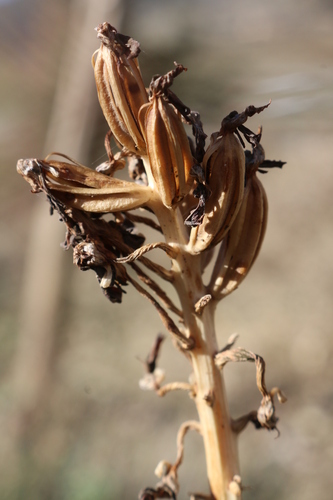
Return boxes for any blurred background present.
[1,0,333,498]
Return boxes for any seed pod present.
[17,158,152,213]
[189,132,245,253]
[209,144,268,298]
[139,96,194,208]
[93,23,148,154]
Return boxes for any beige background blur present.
[1,0,333,498]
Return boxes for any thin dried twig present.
[127,275,194,350]
[144,334,165,374]
[172,420,202,471]
[220,102,271,134]
[124,211,163,234]
[214,347,256,368]
[139,256,174,283]
[140,420,202,500]
[138,334,166,391]
[218,333,239,353]
[215,339,287,434]
[231,411,261,434]
[95,130,126,175]
[130,262,182,318]
[157,382,195,398]
[116,242,178,263]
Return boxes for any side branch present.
[139,256,174,283]
[123,211,163,234]
[139,420,202,500]
[173,420,202,471]
[116,242,178,263]
[127,275,194,350]
[215,338,287,434]
[157,382,195,398]
[130,262,183,318]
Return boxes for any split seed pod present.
[209,143,268,298]
[189,132,245,253]
[93,23,148,154]
[17,157,152,213]
[139,96,194,208]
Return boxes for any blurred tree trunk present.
[4,0,124,494]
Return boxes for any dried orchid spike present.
[17,22,287,500]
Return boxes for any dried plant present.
[17,22,287,500]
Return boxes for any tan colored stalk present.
[152,201,240,500]
[17,22,286,497]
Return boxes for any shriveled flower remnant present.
[17,22,287,500]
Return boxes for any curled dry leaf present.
[215,339,286,434]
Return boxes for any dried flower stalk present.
[17,22,286,499]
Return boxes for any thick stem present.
[191,307,240,499]
[152,203,240,499]
[174,264,240,500]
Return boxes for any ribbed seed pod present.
[189,132,245,254]
[209,164,268,299]
[139,96,194,208]
[93,23,148,154]
[17,158,152,213]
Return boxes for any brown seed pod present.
[139,96,194,208]
[189,132,245,254]
[17,157,152,213]
[92,23,148,154]
[209,144,268,298]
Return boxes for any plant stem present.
[191,306,240,499]
[153,202,240,499]
[175,264,240,499]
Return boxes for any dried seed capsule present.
[17,157,152,213]
[139,96,194,208]
[189,132,245,253]
[93,23,148,154]
[209,144,268,298]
